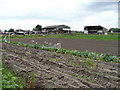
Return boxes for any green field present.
[47,33,119,40]
[2,34,47,39]
[2,33,119,40]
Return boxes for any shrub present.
[56,48,67,54]
[32,44,39,49]
[48,47,58,52]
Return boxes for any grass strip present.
[47,33,119,40]
[1,33,119,40]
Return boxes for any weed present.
[81,59,96,69]
[49,58,63,62]
[68,60,81,67]
[65,72,96,83]
[25,72,36,88]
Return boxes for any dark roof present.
[84,25,104,30]
[43,25,70,29]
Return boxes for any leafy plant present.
[32,44,39,49]
[56,48,67,54]
[49,58,62,62]
[2,67,26,88]
[1,61,37,88]
[3,40,120,63]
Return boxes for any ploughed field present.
[12,38,119,56]
[2,43,119,88]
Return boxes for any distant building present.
[0,29,3,34]
[15,29,25,35]
[84,25,108,35]
[32,31,42,34]
[42,25,71,34]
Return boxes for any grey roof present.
[15,29,25,32]
[84,25,108,30]
[43,25,70,29]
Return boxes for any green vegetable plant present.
[2,67,26,88]
[2,40,120,63]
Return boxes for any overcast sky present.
[0,0,119,31]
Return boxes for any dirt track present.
[12,38,119,56]
[2,43,119,88]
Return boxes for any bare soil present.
[2,43,119,88]
[12,38,119,56]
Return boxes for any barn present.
[42,25,71,34]
[15,29,25,35]
[84,25,108,35]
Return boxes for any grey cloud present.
[0,1,117,30]
[85,2,117,12]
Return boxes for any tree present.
[109,28,120,32]
[33,24,42,31]
[8,28,14,32]
[4,30,7,32]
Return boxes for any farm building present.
[42,25,71,34]
[32,31,42,34]
[84,25,108,35]
[15,29,25,35]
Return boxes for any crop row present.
[2,40,120,63]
